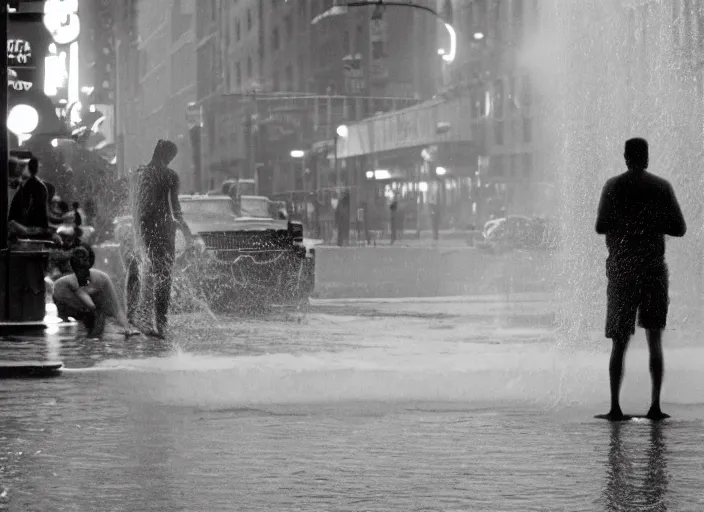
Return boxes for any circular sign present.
[8,104,39,135]
[43,0,81,45]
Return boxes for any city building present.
[196,0,441,208]
[113,0,197,192]
[336,0,543,231]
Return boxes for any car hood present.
[186,217,286,233]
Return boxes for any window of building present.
[273,70,280,91]
[521,74,532,111]
[247,56,252,77]
[273,27,279,50]
[356,23,364,52]
[343,30,350,54]
[297,54,305,90]
[493,78,504,119]
[285,65,293,91]
[285,14,293,39]
[236,62,242,89]
[522,117,532,143]
[473,0,487,36]
[492,0,503,45]
[247,8,252,31]
[236,19,241,41]
[512,0,523,42]
[494,120,504,146]
[523,153,533,179]
[490,154,505,178]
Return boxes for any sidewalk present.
[311,293,556,325]
[308,230,479,248]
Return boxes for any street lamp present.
[7,104,39,136]
[290,149,305,158]
[313,0,457,64]
[334,124,348,188]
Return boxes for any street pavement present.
[0,293,556,374]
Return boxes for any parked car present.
[478,215,557,252]
[113,194,315,312]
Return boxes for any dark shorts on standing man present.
[605,264,669,340]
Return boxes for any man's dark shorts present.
[605,264,669,340]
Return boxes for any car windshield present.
[240,197,272,219]
[181,200,235,219]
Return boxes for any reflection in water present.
[604,421,668,511]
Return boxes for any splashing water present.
[524,0,704,343]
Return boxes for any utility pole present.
[0,1,8,254]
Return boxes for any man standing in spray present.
[595,138,686,421]
[132,139,192,338]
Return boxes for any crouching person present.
[53,246,138,338]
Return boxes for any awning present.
[336,94,477,159]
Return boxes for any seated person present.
[52,246,137,339]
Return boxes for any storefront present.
[335,95,485,234]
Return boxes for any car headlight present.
[194,236,207,253]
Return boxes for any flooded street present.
[2,299,704,511]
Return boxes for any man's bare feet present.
[646,407,670,421]
[595,410,629,421]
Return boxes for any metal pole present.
[0,1,7,253]
[334,134,339,188]
[0,2,8,322]
[114,37,121,177]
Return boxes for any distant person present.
[595,137,686,421]
[390,195,398,244]
[130,139,192,338]
[335,191,351,247]
[53,246,137,339]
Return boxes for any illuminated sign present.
[43,0,80,45]
[8,79,33,92]
[7,39,32,65]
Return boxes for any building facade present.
[336,0,544,232]
[196,0,441,198]
[114,0,197,192]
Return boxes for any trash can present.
[0,243,50,323]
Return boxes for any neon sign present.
[7,39,32,65]
[43,0,80,45]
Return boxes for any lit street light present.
[290,149,305,158]
[334,124,348,188]
[336,124,349,138]
[435,166,447,176]
[7,104,39,136]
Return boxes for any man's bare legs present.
[606,336,630,421]
[645,328,669,420]
[603,329,669,421]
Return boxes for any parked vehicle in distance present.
[478,215,557,252]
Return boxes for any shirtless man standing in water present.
[130,139,192,338]
[595,138,686,421]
